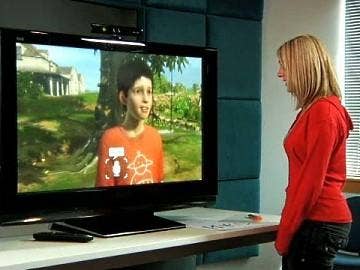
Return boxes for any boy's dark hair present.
[117,60,153,95]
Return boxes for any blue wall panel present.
[126,256,197,270]
[207,15,261,99]
[218,100,261,180]
[215,178,259,211]
[72,0,142,8]
[207,0,263,21]
[145,7,206,46]
[145,0,206,13]
[203,244,258,264]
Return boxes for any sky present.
[164,58,202,88]
[35,44,201,91]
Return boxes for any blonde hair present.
[277,34,341,109]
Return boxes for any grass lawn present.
[18,93,201,193]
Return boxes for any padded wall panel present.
[144,0,206,13]
[215,178,259,211]
[207,15,261,99]
[202,178,259,263]
[145,8,206,46]
[218,99,261,180]
[73,0,142,8]
[203,245,258,264]
[125,255,197,270]
[207,0,263,21]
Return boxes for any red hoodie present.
[275,96,353,255]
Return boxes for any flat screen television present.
[0,28,217,236]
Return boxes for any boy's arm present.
[96,135,114,187]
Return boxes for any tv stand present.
[50,211,185,237]
[0,207,280,270]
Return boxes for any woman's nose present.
[277,68,284,79]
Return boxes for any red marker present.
[247,213,263,222]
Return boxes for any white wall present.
[261,0,343,214]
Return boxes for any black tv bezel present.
[0,28,218,221]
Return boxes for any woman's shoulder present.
[308,96,343,122]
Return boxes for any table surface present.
[0,207,280,270]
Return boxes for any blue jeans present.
[282,220,351,270]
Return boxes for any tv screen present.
[0,28,217,234]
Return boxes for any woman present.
[275,34,353,270]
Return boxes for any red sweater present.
[96,125,164,186]
[275,96,353,255]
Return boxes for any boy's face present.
[120,76,153,121]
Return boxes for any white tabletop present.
[0,207,280,270]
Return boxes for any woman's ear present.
[119,90,127,105]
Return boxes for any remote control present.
[33,231,93,243]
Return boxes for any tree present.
[17,71,44,98]
[153,74,172,94]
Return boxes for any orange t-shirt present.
[96,125,164,186]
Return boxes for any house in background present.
[16,43,85,96]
